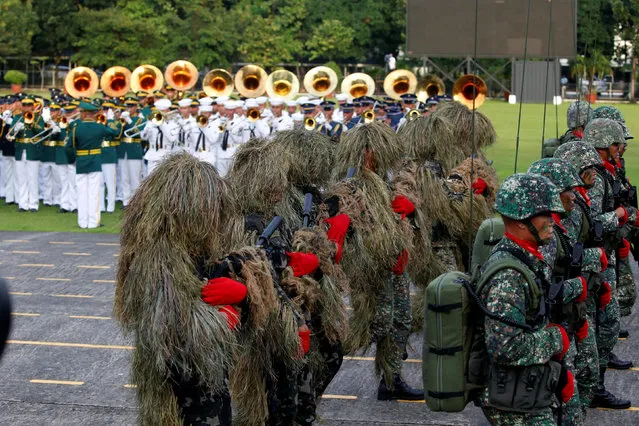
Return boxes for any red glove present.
[619,238,631,259]
[619,207,629,225]
[286,252,320,277]
[599,281,612,309]
[391,195,415,220]
[598,248,608,272]
[574,276,588,303]
[298,325,311,356]
[202,277,247,306]
[633,217,639,227]
[472,178,488,195]
[576,319,589,343]
[547,323,569,360]
[392,249,409,275]
[324,214,351,264]
[219,305,240,330]
[558,369,575,404]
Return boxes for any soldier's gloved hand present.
[598,248,608,271]
[324,214,351,264]
[599,281,612,309]
[616,206,629,225]
[106,109,115,121]
[574,276,588,303]
[392,249,409,275]
[547,323,569,360]
[619,238,631,259]
[472,177,488,195]
[576,319,589,343]
[556,365,575,404]
[391,195,415,220]
[201,277,247,306]
[12,122,24,133]
[120,111,132,124]
[2,110,12,125]
[298,324,311,357]
[286,252,319,277]
[219,305,240,330]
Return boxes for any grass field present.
[0,98,638,233]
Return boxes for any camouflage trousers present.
[596,265,620,369]
[572,308,599,410]
[171,376,232,426]
[267,362,300,426]
[616,255,636,317]
[481,406,555,426]
[560,339,585,426]
[372,272,412,384]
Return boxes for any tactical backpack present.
[542,138,561,159]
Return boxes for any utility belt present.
[42,140,57,147]
[55,141,66,147]
[486,361,561,413]
[101,140,119,148]
[76,149,102,156]
[15,138,37,144]
[122,137,141,144]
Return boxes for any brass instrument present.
[165,60,198,92]
[59,117,69,129]
[235,65,268,98]
[6,111,35,140]
[101,66,131,98]
[202,69,234,97]
[341,73,375,99]
[362,110,376,124]
[32,122,53,142]
[131,65,164,93]
[150,110,178,126]
[406,109,421,120]
[247,108,261,123]
[304,117,316,131]
[65,67,99,99]
[303,66,338,97]
[23,111,34,125]
[266,70,300,100]
[415,74,445,103]
[383,69,417,100]
[123,120,148,138]
[196,114,209,128]
[96,113,107,125]
[452,74,487,110]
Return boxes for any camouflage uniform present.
[171,376,232,426]
[479,174,567,425]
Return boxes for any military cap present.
[21,97,35,105]
[554,141,603,172]
[527,158,583,192]
[300,103,316,113]
[567,101,592,129]
[62,104,77,112]
[360,96,375,106]
[124,97,139,107]
[101,101,116,109]
[78,101,98,112]
[583,118,624,149]
[154,91,166,98]
[592,105,633,139]
[190,99,200,106]
[400,93,417,103]
[49,103,61,110]
[439,94,452,102]
[341,103,355,113]
[426,96,439,105]
[164,84,173,91]
[0,98,6,105]
[136,91,148,99]
[495,173,564,220]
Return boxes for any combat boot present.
[619,329,629,339]
[377,374,424,401]
[607,352,633,370]
[590,368,631,409]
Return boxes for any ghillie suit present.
[114,153,240,425]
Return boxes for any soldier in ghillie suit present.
[327,120,422,400]
[542,100,592,158]
[480,173,575,425]
[114,153,241,425]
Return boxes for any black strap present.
[156,129,164,150]
[222,130,229,151]
[428,302,463,313]
[428,390,465,399]
[195,131,205,151]
[429,346,463,356]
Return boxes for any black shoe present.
[608,353,633,370]
[17,208,27,212]
[57,209,68,214]
[377,375,424,401]
[71,209,77,213]
[29,209,38,212]
[619,329,630,339]
[590,389,631,409]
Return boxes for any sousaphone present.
[131,64,164,93]
[415,74,445,103]
[266,70,300,100]
[235,65,268,98]
[65,67,99,99]
[165,60,199,91]
[383,69,417,100]
[202,69,234,97]
[452,74,487,109]
[341,73,375,99]
[303,66,338,97]
[100,66,131,98]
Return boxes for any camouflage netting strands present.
[494,173,564,220]
[332,121,403,178]
[397,115,459,171]
[592,105,633,139]
[567,100,592,129]
[554,141,603,171]
[271,129,335,187]
[583,118,625,149]
[430,101,496,155]
[527,158,583,192]
[114,153,238,425]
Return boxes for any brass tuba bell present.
[452,74,487,110]
[100,66,131,98]
[415,74,445,103]
[383,69,417,100]
[303,66,338,98]
[202,69,234,97]
[131,64,164,93]
[235,65,268,98]
[266,70,300,100]
[65,67,99,99]
[165,60,198,92]
[341,73,375,99]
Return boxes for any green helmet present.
[567,101,592,129]
[494,173,564,220]
[592,106,633,139]
[583,118,624,149]
[554,141,603,172]
[527,158,583,192]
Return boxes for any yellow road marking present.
[124,384,137,389]
[53,294,93,299]
[36,277,71,282]
[69,315,111,320]
[3,239,28,243]
[113,254,119,257]
[2,277,15,280]
[77,265,110,269]
[9,292,31,296]
[19,264,54,268]
[628,367,639,371]
[96,243,119,246]
[618,337,627,341]
[8,340,134,350]
[321,394,357,400]
[49,241,75,245]
[93,279,115,283]
[344,356,421,363]
[64,252,91,256]
[397,399,425,403]
[12,312,40,317]
[596,407,639,411]
[12,250,40,254]
[30,379,84,386]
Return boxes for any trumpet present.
[196,114,209,128]
[150,110,178,126]
[247,108,261,123]
[406,109,421,120]
[96,113,107,125]
[362,110,376,124]
[304,117,316,131]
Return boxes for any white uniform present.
[175,116,196,152]
[189,120,218,168]
[270,114,294,135]
[141,120,175,175]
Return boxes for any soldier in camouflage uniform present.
[480,174,574,425]
[562,101,592,144]
[583,118,637,408]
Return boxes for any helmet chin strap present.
[524,219,546,246]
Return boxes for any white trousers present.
[55,164,76,211]
[100,163,117,212]
[76,172,102,228]
[15,152,40,210]
[40,161,55,205]
[119,157,143,207]
[2,156,16,203]
[115,161,123,201]
[0,157,4,198]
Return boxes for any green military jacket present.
[66,119,120,174]
[40,120,58,163]
[12,113,46,161]
[54,127,69,165]
[101,119,123,164]
[118,115,146,160]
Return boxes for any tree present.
[571,50,613,95]
[0,0,37,57]
[612,0,639,101]
[305,19,355,61]
[577,0,616,57]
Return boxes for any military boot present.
[590,367,631,409]
[377,374,424,401]
[607,352,633,370]
[619,329,629,339]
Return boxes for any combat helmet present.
[592,105,633,139]
[567,101,592,130]
[495,173,564,221]
[554,141,603,172]
[528,158,583,192]
[583,118,625,149]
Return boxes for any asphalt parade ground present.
[1,231,638,425]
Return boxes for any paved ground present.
[0,231,638,425]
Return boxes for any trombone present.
[123,121,148,138]
[6,112,35,140]
[32,122,55,142]
[303,66,338,97]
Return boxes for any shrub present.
[4,70,28,85]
